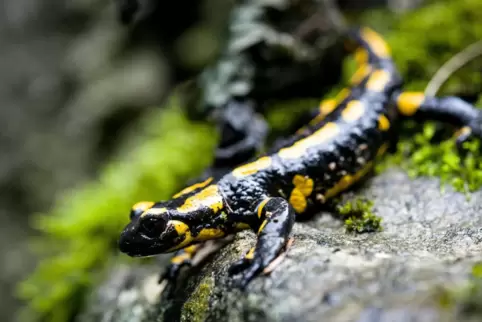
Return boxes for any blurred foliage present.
[437,262,482,317]
[17,96,216,322]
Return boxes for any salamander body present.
[119,27,482,288]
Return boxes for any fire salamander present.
[119,27,482,289]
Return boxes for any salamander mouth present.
[118,237,168,257]
[118,224,181,256]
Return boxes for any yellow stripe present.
[232,156,272,178]
[257,220,268,235]
[279,122,340,159]
[360,27,391,59]
[257,198,271,218]
[341,100,365,122]
[173,177,213,198]
[245,247,255,260]
[366,69,390,92]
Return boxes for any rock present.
[80,168,482,322]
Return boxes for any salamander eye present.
[140,217,166,238]
[130,201,154,220]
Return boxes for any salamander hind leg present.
[228,197,295,289]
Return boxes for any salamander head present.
[118,184,224,257]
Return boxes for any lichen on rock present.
[180,276,214,322]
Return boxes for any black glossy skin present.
[119,27,482,289]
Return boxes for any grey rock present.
[82,168,482,322]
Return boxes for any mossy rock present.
[79,169,482,322]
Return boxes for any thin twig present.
[425,39,482,96]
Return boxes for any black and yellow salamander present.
[118,27,482,289]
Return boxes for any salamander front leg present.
[159,244,201,285]
[395,92,482,150]
[228,197,295,289]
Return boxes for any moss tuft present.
[337,199,382,233]
[17,95,217,322]
[377,124,482,194]
[181,277,214,322]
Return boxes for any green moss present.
[437,262,482,317]
[472,262,482,278]
[181,277,214,322]
[337,199,382,233]
[377,124,482,194]
[17,95,217,322]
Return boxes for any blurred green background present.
[1,0,482,321]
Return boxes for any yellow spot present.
[171,252,191,265]
[354,48,368,65]
[232,156,272,178]
[360,27,390,58]
[173,177,214,198]
[172,220,190,234]
[197,228,225,241]
[366,69,390,92]
[177,185,223,213]
[342,101,365,122]
[292,175,314,196]
[257,198,271,218]
[325,162,374,199]
[378,115,390,131]
[335,88,350,103]
[166,220,193,252]
[183,245,199,254]
[289,189,307,213]
[289,175,314,213]
[132,201,154,212]
[245,247,255,260]
[350,64,371,85]
[257,220,268,234]
[397,92,425,116]
[235,222,251,230]
[279,122,340,159]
